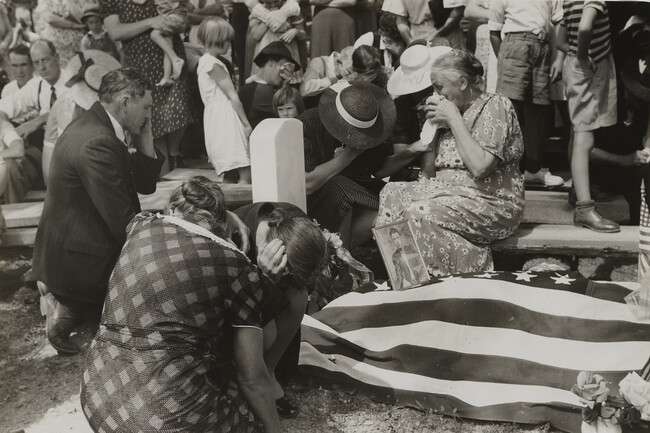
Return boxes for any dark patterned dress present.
[81,213,270,433]
[100,0,199,139]
[298,107,392,232]
[376,94,525,275]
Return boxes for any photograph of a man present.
[388,226,429,290]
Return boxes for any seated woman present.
[297,81,400,248]
[347,44,389,89]
[81,176,327,432]
[376,50,524,276]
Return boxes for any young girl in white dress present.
[197,17,253,183]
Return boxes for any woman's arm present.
[103,13,165,42]
[210,64,253,135]
[305,146,362,194]
[248,17,269,42]
[425,97,498,178]
[373,140,431,179]
[436,5,465,38]
[41,12,86,30]
[233,327,282,433]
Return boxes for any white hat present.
[64,50,121,110]
[387,45,452,96]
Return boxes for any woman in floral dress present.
[376,50,524,276]
[101,0,199,172]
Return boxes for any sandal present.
[275,395,298,419]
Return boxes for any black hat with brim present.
[253,41,301,71]
[319,81,396,150]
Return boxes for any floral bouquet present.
[571,371,643,433]
[307,230,374,313]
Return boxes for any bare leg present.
[167,125,186,158]
[572,130,594,202]
[350,205,377,248]
[237,165,251,184]
[150,30,184,85]
[154,135,171,175]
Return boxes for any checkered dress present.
[81,213,268,433]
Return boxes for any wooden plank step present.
[523,190,629,225]
[2,202,43,228]
[139,181,252,211]
[24,189,46,202]
[1,226,36,247]
[162,168,223,182]
[1,182,252,230]
[492,224,638,257]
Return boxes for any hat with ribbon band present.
[319,81,396,150]
[65,50,121,110]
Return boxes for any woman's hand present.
[424,95,462,128]
[407,139,433,154]
[257,238,288,283]
[226,211,251,254]
[280,28,298,43]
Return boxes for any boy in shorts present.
[553,0,619,233]
[489,0,564,188]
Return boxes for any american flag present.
[299,272,650,433]
[640,180,650,281]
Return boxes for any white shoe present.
[524,168,564,187]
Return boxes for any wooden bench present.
[492,224,638,257]
[1,181,253,247]
[0,119,640,264]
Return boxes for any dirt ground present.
[0,245,637,433]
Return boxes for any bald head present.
[30,40,60,85]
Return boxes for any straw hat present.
[65,50,121,110]
[387,45,452,96]
[319,81,396,150]
[253,41,301,71]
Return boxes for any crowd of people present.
[0,0,649,432]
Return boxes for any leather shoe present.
[276,395,298,418]
[40,293,80,355]
[574,207,620,233]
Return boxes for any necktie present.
[50,86,56,108]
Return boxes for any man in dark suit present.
[32,68,164,354]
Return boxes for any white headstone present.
[250,118,307,212]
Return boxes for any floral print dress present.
[376,93,525,276]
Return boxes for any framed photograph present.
[373,220,430,290]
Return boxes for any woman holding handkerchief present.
[376,49,525,276]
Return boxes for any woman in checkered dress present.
[81,177,290,433]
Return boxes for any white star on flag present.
[550,273,576,285]
[439,275,458,283]
[474,272,498,279]
[512,271,537,282]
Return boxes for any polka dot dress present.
[100,0,199,139]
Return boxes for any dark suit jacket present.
[32,102,163,304]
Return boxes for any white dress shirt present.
[0,72,70,120]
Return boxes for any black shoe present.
[574,207,620,233]
[276,395,298,419]
[40,293,80,355]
